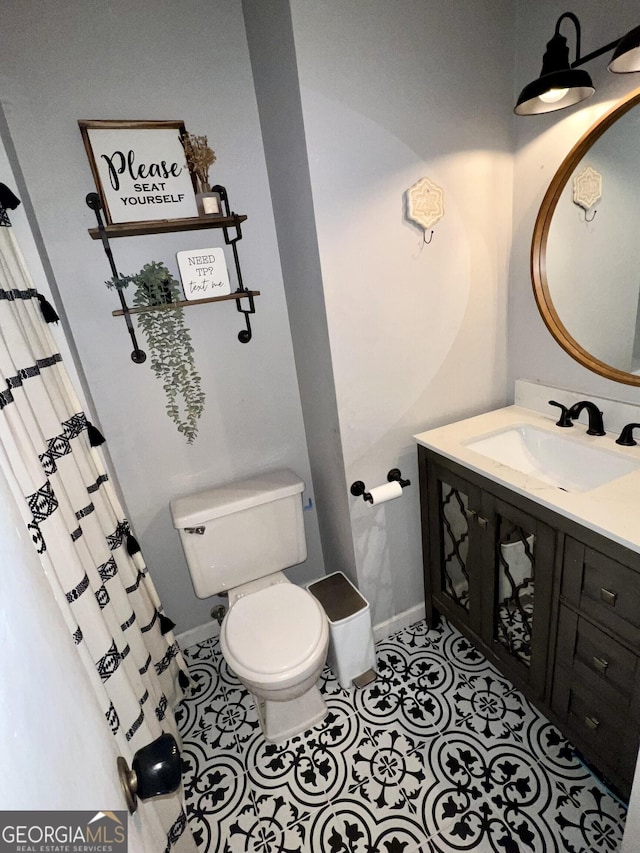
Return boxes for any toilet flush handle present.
[185,526,206,535]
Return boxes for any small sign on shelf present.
[176,248,231,300]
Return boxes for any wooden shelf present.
[89,213,247,240]
[112,290,260,317]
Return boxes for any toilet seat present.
[222,584,327,685]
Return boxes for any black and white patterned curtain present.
[0,227,194,852]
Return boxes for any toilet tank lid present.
[170,468,305,528]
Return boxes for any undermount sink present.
[464,424,640,493]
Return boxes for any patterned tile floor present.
[175,617,627,853]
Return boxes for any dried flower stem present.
[182,133,216,193]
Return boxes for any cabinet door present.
[485,498,556,698]
[424,459,484,635]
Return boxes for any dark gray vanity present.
[416,402,640,799]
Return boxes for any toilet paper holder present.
[350,468,411,504]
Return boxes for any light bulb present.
[539,87,569,104]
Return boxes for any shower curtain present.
[0,225,195,853]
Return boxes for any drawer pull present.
[592,656,609,675]
[584,716,600,732]
[599,588,618,606]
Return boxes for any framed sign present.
[176,248,231,299]
[78,119,199,226]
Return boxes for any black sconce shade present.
[608,24,640,73]
[516,13,640,116]
[515,31,594,115]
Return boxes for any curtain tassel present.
[126,532,141,556]
[159,612,176,635]
[87,421,106,446]
[36,293,60,324]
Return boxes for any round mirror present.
[532,86,640,385]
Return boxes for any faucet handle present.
[549,400,573,428]
[616,423,640,447]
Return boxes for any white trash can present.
[308,571,377,689]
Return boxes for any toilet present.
[170,468,329,741]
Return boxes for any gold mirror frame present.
[531,86,640,386]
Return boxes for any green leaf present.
[131,260,205,444]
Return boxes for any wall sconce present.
[117,733,181,814]
[515,13,640,115]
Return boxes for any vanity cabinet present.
[418,445,640,798]
[420,449,556,701]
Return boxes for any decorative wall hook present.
[573,165,601,223]
[405,177,445,245]
[117,733,181,814]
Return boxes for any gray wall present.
[0,0,325,631]
[242,0,357,587]
[286,0,516,627]
[0,0,517,635]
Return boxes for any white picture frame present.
[176,248,231,300]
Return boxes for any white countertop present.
[415,405,640,555]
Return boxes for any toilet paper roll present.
[368,481,404,505]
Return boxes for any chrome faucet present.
[567,400,606,436]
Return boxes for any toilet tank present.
[170,469,307,598]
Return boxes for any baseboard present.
[176,620,219,649]
[372,602,426,642]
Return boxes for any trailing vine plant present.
[110,262,206,444]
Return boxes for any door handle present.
[464,509,488,529]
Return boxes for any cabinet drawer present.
[553,666,640,791]
[556,608,639,708]
[562,540,640,645]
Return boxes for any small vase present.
[196,190,223,217]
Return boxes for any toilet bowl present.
[169,469,330,742]
[221,575,329,741]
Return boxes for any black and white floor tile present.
[175,618,627,853]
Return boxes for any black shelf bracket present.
[214,185,253,343]
[86,193,147,363]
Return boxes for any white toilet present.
[170,468,329,741]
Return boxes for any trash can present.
[308,571,377,689]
